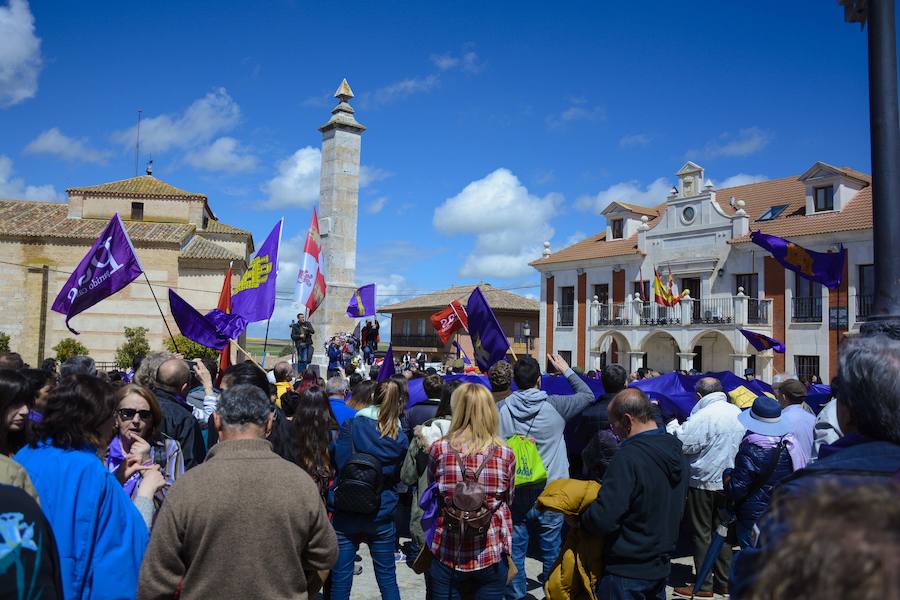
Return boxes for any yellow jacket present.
[536,479,604,600]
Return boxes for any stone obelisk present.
[310,79,365,367]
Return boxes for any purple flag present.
[739,328,786,353]
[466,287,511,372]
[51,214,143,334]
[231,219,282,322]
[168,290,246,351]
[346,283,376,318]
[751,231,845,289]
[377,344,396,382]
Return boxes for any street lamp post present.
[523,321,531,354]
[842,0,900,329]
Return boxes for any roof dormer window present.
[814,186,834,212]
[757,204,788,221]
[611,219,624,240]
[130,202,144,221]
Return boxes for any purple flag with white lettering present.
[51,214,143,334]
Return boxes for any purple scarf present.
[745,432,808,471]
[106,435,184,499]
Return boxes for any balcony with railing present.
[589,294,771,329]
[792,297,823,323]
[856,294,873,321]
[392,333,444,348]
[557,305,575,327]
[747,298,769,324]
[694,297,734,324]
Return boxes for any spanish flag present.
[653,269,684,307]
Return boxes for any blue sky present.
[0,1,882,336]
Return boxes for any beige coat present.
[137,438,337,600]
[0,454,38,502]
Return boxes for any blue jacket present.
[328,412,409,527]
[15,443,148,600]
[329,396,357,426]
[731,438,900,598]
[724,438,794,528]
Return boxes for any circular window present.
[682,206,696,223]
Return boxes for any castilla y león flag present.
[51,213,144,334]
[430,299,469,345]
[295,209,327,316]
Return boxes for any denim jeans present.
[330,519,401,600]
[596,574,666,600]
[504,489,563,600]
[431,556,509,600]
[296,343,312,372]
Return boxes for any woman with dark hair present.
[0,369,38,498]
[105,383,184,521]
[328,379,409,600]
[15,375,159,599]
[292,386,338,498]
[347,380,375,411]
[20,367,56,425]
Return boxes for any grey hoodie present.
[498,369,595,483]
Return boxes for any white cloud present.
[718,173,769,188]
[24,128,109,164]
[0,155,60,200]
[184,137,257,172]
[546,97,606,130]
[359,165,392,188]
[366,196,388,214]
[111,87,241,153]
[575,177,671,215]
[690,127,771,158]
[565,231,587,246]
[0,0,41,107]
[433,168,559,279]
[430,50,484,73]
[619,133,651,148]
[262,147,321,208]
[363,74,440,108]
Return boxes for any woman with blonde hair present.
[428,383,516,599]
[328,378,410,600]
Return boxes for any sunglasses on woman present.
[117,408,153,421]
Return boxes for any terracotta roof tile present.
[66,175,205,199]
[609,201,659,218]
[0,199,193,244]
[179,236,244,261]
[205,219,250,236]
[380,283,539,312]
[530,232,643,266]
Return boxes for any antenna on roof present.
[134,109,143,177]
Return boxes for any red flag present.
[430,299,469,345]
[216,263,233,386]
[295,209,327,316]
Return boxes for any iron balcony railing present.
[557,305,575,327]
[856,294,873,321]
[392,334,444,348]
[792,297,823,323]
[747,298,771,325]
[639,302,682,326]
[695,297,734,324]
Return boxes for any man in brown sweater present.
[138,384,337,600]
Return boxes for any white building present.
[530,161,873,383]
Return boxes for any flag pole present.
[261,318,271,368]
[143,272,179,352]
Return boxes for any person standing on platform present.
[292,313,316,373]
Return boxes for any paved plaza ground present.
[346,538,707,600]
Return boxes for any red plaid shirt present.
[428,439,516,572]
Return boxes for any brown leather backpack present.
[442,445,500,537]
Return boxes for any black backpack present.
[333,421,384,515]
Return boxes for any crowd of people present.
[0,323,898,600]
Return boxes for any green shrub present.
[115,326,151,369]
[163,335,219,360]
[53,338,89,362]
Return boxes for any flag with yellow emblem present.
[231,219,282,322]
[346,283,376,318]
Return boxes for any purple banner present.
[51,214,143,334]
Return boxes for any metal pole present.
[261,318,271,368]
[143,272,179,353]
[865,0,900,322]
